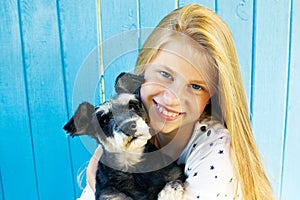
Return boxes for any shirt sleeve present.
[178,121,242,199]
[77,182,95,200]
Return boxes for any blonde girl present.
[79,4,274,200]
[135,4,274,200]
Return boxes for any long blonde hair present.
[135,4,274,200]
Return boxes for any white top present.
[77,118,242,200]
[177,118,242,199]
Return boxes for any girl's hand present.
[86,146,103,192]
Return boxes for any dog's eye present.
[128,100,140,111]
[100,114,110,125]
[97,111,111,126]
[128,104,138,111]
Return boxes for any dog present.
[64,73,185,200]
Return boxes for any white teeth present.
[156,103,179,117]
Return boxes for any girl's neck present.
[151,122,195,159]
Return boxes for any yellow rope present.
[97,0,105,102]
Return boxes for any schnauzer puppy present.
[64,73,185,200]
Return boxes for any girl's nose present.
[162,87,181,106]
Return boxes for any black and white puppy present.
[64,73,185,200]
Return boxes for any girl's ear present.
[114,72,144,94]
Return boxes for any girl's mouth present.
[153,100,184,120]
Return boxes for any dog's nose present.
[130,122,137,130]
[121,121,137,136]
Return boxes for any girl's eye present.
[191,84,202,91]
[160,71,172,79]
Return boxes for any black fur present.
[63,73,184,200]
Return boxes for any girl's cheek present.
[140,82,163,102]
[140,82,155,104]
[140,84,148,105]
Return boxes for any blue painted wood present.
[139,0,177,29]
[56,0,99,196]
[1,0,300,199]
[100,0,139,99]
[16,0,75,199]
[0,169,3,200]
[218,0,253,107]
[280,0,300,199]
[0,0,39,199]
[179,0,215,10]
[251,0,291,198]
[139,0,177,48]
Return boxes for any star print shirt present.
[177,118,242,199]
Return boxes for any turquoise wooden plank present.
[281,0,300,199]
[139,0,177,48]
[56,0,99,196]
[100,0,139,99]
[57,0,99,111]
[179,0,215,10]
[0,0,38,199]
[0,170,3,200]
[218,0,253,107]
[18,0,75,199]
[2,1,297,199]
[139,0,177,28]
[251,1,291,197]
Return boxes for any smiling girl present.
[79,4,274,200]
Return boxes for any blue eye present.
[191,84,202,91]
[160,71,171,79]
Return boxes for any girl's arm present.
[77,146,103,200]
[86,146,103,192]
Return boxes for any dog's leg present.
[157,180,184,200]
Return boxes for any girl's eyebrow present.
[157,64,176,74]
[191,80,207,85]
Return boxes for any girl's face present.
[140,47,212,135]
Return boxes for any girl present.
[80,4,274,200]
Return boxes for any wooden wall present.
[0,0,299,199]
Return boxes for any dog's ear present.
[115,72,144,94]
[63,102,98,138]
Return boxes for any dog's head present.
[64,73,152,153]
[95,93,152,151]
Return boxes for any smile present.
[153,100,183,119]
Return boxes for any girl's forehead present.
[161,39,211,67]
[149,49,205,81]
[153,39,213,73]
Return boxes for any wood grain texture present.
[179,0,215,10]
[139,0,177,47]
[0,0,299,199]
[251,0,291,197]
[280,0,300,199]
[0,0,39,199]
[0,170,3,200]
[56,0,99,196]
[100,0,139,99]
[16,0,74,199]
[218,0,253,106]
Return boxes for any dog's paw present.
[98,192,133,200]
[158,180,184,200]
